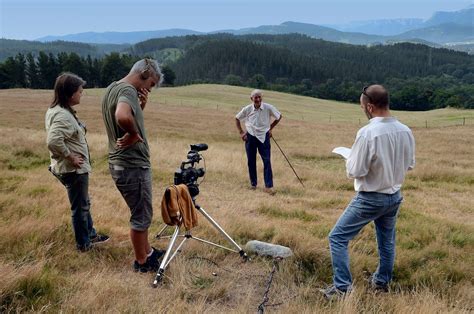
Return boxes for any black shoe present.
[370,281,389,293]
[77,243,93,252]
[365,273,389,293]
[90,234,110,245]
[133,247,166,273]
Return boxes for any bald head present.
[361,85,389,108]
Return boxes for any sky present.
[0,0,471,40]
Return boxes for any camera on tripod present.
[154,142,248,286]
[174,143,208,198]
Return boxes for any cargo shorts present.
[109,165,153,231]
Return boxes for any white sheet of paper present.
[332,147,351,159]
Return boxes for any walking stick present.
[271,137,305,187]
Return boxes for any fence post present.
[425,120,428,128]
[463,117,465,126]
[329,115,331,122]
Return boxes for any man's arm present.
[235,118,247,141]
[115,102,143,148]
[346,135,372,179]
[269,115,282,137]
[408,132,416,171]
[138,88,149,110]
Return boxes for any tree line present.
[168,35,473,110]
[0,34,473,110]
[0,51,175,89]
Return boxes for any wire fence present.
[322,116,474,129]
[158,98,474,129]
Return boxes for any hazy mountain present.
[0,38,130,61]
[325,6,473,37]
[12,5,472,55]
[394,23,474,44]
[424,6,473,27]
[37,29,203,44]
[217,21,385,44]
[218,20,473,47]
[326,19,424,36]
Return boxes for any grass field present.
[0,85,473,313]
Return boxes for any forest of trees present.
[0,51,176,89]
[1,34,472,110]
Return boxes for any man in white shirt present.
[321,85,415,299]
[235,89,282,194]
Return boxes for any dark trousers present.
[55,172,97,249]
[245,132,273,188]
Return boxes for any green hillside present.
[1,34,473,110]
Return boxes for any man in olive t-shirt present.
[101,58,164,273]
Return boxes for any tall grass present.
[0,86,472,312]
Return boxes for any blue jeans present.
[55,172,97,250]
[245,132,273,188]
[328,191,403,291]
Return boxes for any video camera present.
[174,143,208,198]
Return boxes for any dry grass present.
[0,85,473,312]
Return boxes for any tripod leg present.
[197,206,248,260]
[155,224,168,238]
[153,225,180,287]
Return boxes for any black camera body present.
[174,143,208,198]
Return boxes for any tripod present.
[153,200,248,287]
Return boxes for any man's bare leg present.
[130,229,152,264]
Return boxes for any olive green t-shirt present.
[101,81,151,167]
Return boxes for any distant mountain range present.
[37,29,203,45]
[35,6,472,47]
[328,5,473,35]
[326,18,424,36]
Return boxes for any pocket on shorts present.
[116,181,142,212]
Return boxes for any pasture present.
[0,85,473,312]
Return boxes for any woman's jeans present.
[328,191,403,291]
[55,172,97,250]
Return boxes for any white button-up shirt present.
[236,102,281,143]
[346,117,415,194]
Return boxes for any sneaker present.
[264,187,276,195]
[366,274,389,293]
[319,284,349,301]
[90,234,110,245]
[249,185,257,190]
[133,247,166,273]
[371,281,389,293]
[77,243,93,252]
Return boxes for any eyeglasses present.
[362,86,373,103]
